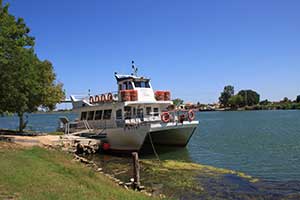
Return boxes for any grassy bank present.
[0,142,152,200]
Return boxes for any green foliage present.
[281,97,291,103]
[0,4,64,132]
[219,85,234,107]
[260,99,270,105]
[172,98,184,106]
[237,90,260,107]
[228,95,243,108]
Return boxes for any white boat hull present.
[105,121,198,151]
[105,124,150,151]
[148,122,198,146]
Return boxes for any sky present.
[4,0,300,105]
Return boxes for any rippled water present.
[1,110,300,182]
[190,110,300,182]
[0,113,78,132]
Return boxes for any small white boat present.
[62,64,199,152]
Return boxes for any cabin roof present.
[114,74,150,82]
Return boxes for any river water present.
[1,110,300,182]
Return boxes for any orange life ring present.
[107,93,113,102]
[161,112,170,123]
[188,110,195,121]
[89,96,94,104]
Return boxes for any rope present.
[148,132,161,163]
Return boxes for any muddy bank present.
[85,154,300,200]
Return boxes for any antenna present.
[131,60,138,76]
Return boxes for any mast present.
[131,60,138,76]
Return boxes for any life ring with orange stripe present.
[161,112,170,123]
[107,93,113,102]
[188,110,195,121]
[100,94,106,102]
[89,96,94,104]
[94,95,100,103]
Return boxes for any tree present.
[281,97,291,103]
[219,85,234,107]
[237,90,260,106]
[172,98,184,106]
[260,99,270,105]
[297,95,300,103]
[0,4,64,132]
[228,95,243,109]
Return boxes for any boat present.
[60,64,199,152]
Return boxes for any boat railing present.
[167,109,195,122]
[114,109,195,128]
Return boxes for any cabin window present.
[124,106,132,119]
[103,109,112,120]
[132,107,136,117]
[120,81,134,90]
[87,111,95,120]
[116,109,122,120]
[146,107,151,115]
[137,108,144,120]
[134,81,141,88]
[120,83,126,90]
[95,110,103,120]
[134,81,150,88]
[153,108,159,116]
[128,82,133,90]
[81,112,87,120]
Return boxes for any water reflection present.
[140,144,192,162]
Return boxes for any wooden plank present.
[132,152,140,188]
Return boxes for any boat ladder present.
[82,120,93,132]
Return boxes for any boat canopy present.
[115,74,150,82]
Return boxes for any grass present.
[0,142,153,200]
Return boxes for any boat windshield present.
[119,81,134,90]
[134,80,150,88]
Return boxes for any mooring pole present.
[132,152,140,188]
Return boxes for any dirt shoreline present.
[0,134,61,147]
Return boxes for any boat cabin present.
[74,74,173,129]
